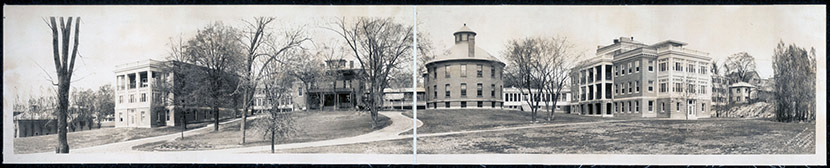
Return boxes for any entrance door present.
[687,100,697,119]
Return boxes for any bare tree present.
[330,17,416,128]
[724,52,758,84]
[503,37,548,122]
[237,17,309,144]
[47,16,81,153]
[184,22,245,131]
[159,36,208,137]
[539,37,580,121]
[285,50,325,111]
[772,41,816,122]
[256,53,298,153]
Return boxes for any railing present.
[656,46,709,56]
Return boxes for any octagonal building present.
[424,24,505,109]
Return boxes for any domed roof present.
[426,42,504,66]
[454,24,476,35]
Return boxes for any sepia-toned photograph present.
[3,4,826,165]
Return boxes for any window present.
[661,102,666,112]
[615,84,619,94]
[688,83,696,93]
[659,62,667,71]
[477,101,483,107]
[677,102,681,111]
[140,93,147,102]
[461,83,467,96]
[460,64,467,77]
[629,101,633,112]
[648,101,653,112]
[636,80,640,92]
[700,66,707,74]
[445,102,450,108]
[628,62,632,73]
[622,83,626,94]
[476,64,483,77]
[675,62,683,72]
[628,82,633,93]
[130,94,135,103]
[621,64,627,75]
[700,85,706,94]
[675,83,683,93]
[119,96,123,103]
[461,101,467,108]
[615,65,619,76]
[621,103,626,112]
[298,86,303,96]
[119,112,123,122]
[476,83,483,97]
[445,65,451,78]
[648,60,654,72]
[635,61,640,72]
[490,65,496,78]
[445,84,451,97]
[660,83,667,92]
[635,101,640,112]
[433,67,437,79]
[648,80,654,92]
[491,84,496,97]
[701,103,706,113]
[688,63,695,73]
[614,102,619,112]
[141,111,145,122]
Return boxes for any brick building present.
[424,24,505,109]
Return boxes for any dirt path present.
[194,111,422,153]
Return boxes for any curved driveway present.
[202,111,423,153]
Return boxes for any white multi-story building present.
[114,60,239,128]
[570,37,712,119]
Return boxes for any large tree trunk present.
[56,79,70,153]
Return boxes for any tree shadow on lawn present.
[133,110,391,151]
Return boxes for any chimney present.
[613,39,620,44]
[468,33,475,58]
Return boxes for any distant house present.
[729,82,756,104]
[293,59,366,111]
[382,87,426,110]
[13,105,94,138]
[503,87,571,113]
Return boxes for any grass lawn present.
[414,119,815,154]
[403,109,616,134]
[283,119,814,154]
[133,110,391,151]
[13,121,214,154]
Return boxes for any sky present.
[3,5,825,102]
[418,5,826,79]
